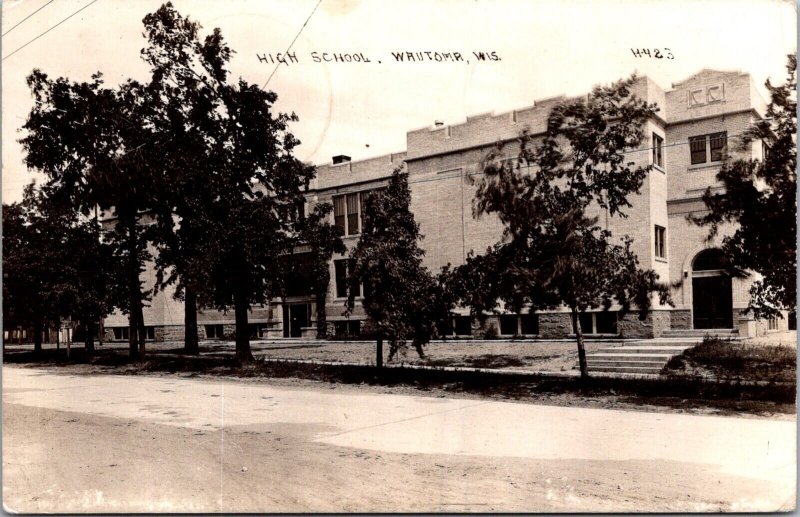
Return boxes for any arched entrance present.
[692,248,733,329]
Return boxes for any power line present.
[2,0,101,61]
[2,0,56,37]
[262,0,322,89]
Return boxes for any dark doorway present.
[692,248,734,329]
[284,304,311,338]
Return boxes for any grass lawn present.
[254,340,609,372]
[663,337,796,383]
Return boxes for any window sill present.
[569,333,619,338]
[653,164,666,174]
[655,257,668,264]
[687,162,723,171]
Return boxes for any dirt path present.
[3,367,795,512]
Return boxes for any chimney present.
[332,155,351,165]
[434,120,444,127]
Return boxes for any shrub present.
[664,336,796,382]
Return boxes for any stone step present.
[662,329,738,338]
[587,359,668,368]
[587,365,663,375]
[596,346,690,355]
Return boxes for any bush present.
[664,337,796,382]
[483,324,499,340]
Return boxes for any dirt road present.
[3,366,795,512]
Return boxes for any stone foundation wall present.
[617,312,658,339]
[538,313,573,338]
[670,309,692,330]
[156,325,184,342]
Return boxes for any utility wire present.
[262,0,322,89]
[2,0,101,61]
[2,0,56,37]
[2,127,765,197]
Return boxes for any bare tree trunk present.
[571,309,589,380]
[127,217,142,360]
[376,332,383,369]
[234,289,253,363]
[315,286,327,340]
[33,317,42,355]
[85,320,95,354]
[184,289,199,355]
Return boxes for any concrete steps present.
[583,344,694,376]
[661,329,739,339]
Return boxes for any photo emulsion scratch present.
[1,0,797,513]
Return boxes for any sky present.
[1,0,796,203]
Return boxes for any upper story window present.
[333,193,361,236]
[333,190,381,236]
[689,132,727,165]
[652,133,664,168]
[654,225,666,259]
[334,258,361,299]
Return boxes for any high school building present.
[103,68,789,342]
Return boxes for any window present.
[768,316,779,331]
[333,195,346,233]
[333,191,374,236]
[709,132,726,162]
[112,327,130,341]
[762,140,770,161]
[652,133,664,168]
[689,132,727,165]
[595,312,618,334]
[690,136,707,164]
[205,324,224,339]
[578,313,593,334]
[145,326,156,341]
[292,200,305,223]
[499,315,518,336]
[334,259,360,299]
[335,320,361,338]
[520,314,539,335]
[248,323,269,339]
[346,193,359,235]
[654,225,666,259]
[454,316,472,336]
[334,260,348,298]
[577,312,618,335]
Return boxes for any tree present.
[466,76,671,379]
[347,169,448,367]
[2,185,119,354]
[691,55,797,319]
[140,3,315,362]
[295,204,345,339]
[21,71,157,359]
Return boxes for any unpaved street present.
[3,366,795,512]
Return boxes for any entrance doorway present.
[692,249,733,329]
[283,303,311,338]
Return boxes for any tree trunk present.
[126,215,146,360]
[33,317,43,355]
[571,309,589,380]
[234,289,253,363]
[376,332,383,369]
[315,286,327,340]
[85,320,95,354]
[136,305,147,358]
[184,289,199,355]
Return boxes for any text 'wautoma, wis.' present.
[256,51,502,65]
